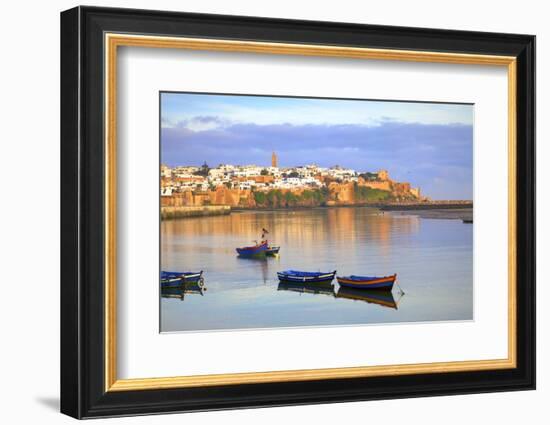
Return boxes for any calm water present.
[160,207,473,332]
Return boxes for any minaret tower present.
[271,151,278,168]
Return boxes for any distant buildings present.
[161,152,422,202]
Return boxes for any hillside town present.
[161,152,425,210]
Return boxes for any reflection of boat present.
[336,274,396,290]
[236,241,268,257]
[277,281,335,296]
[266,246,280,256]
[237,254,270,283]
[161,271,203,288]
[335,287,398,309]
[277,270,336,284]
[161,284,205,301]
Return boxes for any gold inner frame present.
[104,33,517,392]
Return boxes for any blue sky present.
[161,92,473,199]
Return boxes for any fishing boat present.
[277,270,336,284]
[336,274,397,290]
[236,241,268,257]
[335,287,398,309]
[265,245,280,256]
[161,271,203,288]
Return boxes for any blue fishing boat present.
[161,271,203,288]
[277,270,336,284]
[236,241,268,257]
[336,274,396,290]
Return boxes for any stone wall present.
[162,187,255,208]
[161,177,421,209]
[161,205,231,220]
[328,182,355,204]
[358,179,392,192]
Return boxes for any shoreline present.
[161,202,473,221]
[385,208,473,222]
[161,205,231,220]
[232,201,473,213]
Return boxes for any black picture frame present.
[61,5,535,419]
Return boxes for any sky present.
[161,92,473,200]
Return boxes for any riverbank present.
[378,201,473,211]
[232,201,472,213]
[378,201,473,222]
[384,208,473,222]
[162,202,473,222]
[161,205,231,220]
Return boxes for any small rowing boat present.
[336,274,396,290]
[236,241,268,257]
[161,271,204,288]
[277,270,336,284]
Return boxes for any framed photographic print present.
[60,6,535,419]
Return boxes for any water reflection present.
[161,284,205,301]
[235,256,272,284]
[335,287,399,310]
[161,207,473,332]
[277,282,335,297]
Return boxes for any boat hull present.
[277,270,336,284]
[236,242,268,257]
[161,278,184,288]
[161,271,203,288]
[266,246,280,256]
[336,274,396,290]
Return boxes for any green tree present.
[266,190,276,207]
[254,191,266,206]
[284,191,298,207]
[355,185,391,201]
[320,186,330,204]
[359,172,378,181]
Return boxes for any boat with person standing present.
[236,241,268,257]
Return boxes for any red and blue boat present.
[161,270,203,288]
[277,270,336,284]
[236,241,268,257]
[336,274,397,290]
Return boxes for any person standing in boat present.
[261,228,269,244]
